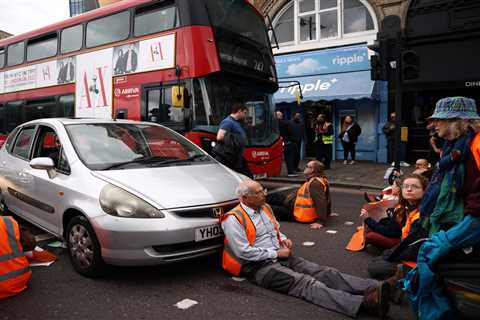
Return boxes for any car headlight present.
[99,184,165,218]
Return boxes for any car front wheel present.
[66,215,106,277]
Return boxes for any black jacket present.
[339,122,361,143]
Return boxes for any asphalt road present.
[0,187,415,320]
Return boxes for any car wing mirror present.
[30,157,56,179]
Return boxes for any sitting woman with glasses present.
[366,174,430,283]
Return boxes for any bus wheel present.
[66,215,106,277]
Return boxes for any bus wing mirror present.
[172,86,185,108]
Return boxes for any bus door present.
[142,83,191,133]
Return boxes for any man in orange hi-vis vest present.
[0,216,33,299]
[267,160,331,229]
[221,180,391,318]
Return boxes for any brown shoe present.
[362,281,390,319]
[386,265,406,304]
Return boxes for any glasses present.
[402,184,422,190]
[250,188,267,196]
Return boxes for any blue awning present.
[274,70,376,104]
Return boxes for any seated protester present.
[367,174,428,280]
[0,216,35,299]
[412,158,433,180]
[221,180,391,319]
[400,97,480,320]
[361,174,428,251]
[267,160,330,229]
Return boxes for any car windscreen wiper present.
[101,156,175,170]
[151,154,211,166]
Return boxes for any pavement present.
[265,158,414,190]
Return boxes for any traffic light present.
[402,50,420,80]
[368,41,388,81]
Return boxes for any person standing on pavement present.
[267,160,331,229]
[315,114,333,169]
[339,115,362,165]
[276,111,296,176]
[214,102,252,177]
[383,112,396,164]
[221,180,391,319]
[290,113,305,172]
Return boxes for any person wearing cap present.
[400,96,480,319]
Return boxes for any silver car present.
[0,118,243,277]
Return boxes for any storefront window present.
[272,0,375,46]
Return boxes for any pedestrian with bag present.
[339,115,361,165]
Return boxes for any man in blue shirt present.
[214,102,252,177]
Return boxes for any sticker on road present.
[326,230,338,234]
[174,298,198,310]
[330,212,340,217]
[344,221,354,226]
[232,277,246,282]
[302,241,315,247]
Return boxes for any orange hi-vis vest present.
[221,204,280,276]
[0,216,31,299]
[294,177,329,223]
[401,208,420,241]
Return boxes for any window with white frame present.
[272,0,375,46]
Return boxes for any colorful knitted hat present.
[428,96,480,119]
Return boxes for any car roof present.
[21,118,156,127]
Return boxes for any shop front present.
[273,44,388,162]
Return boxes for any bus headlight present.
[99,184,164,218]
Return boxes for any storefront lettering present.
[279,79,336,96]
[465,81,480,87]
[332,53,365,66]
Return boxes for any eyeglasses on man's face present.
[250,188,267,196]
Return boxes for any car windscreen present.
[65,123,211,170]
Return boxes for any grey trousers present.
[251,256,378,317]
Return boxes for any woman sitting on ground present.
[361,174,428,250]
[366,174,429,280]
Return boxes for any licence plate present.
[195,224,223,242]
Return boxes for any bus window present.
[27,33,58,62]
[134,2,178,37]
[61,24,83,54]
[0,47,4,68]
[59,95,75,117]
[144,86,187,132]
[86,11,130,48]
[7,41,25,67]
[5,101,24,132]
[24,97,58,122]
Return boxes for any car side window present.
[12,127,36,160]
[34,126,71,175]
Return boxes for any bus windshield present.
[193,74,278,146]
[205,0,269,47]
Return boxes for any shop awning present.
[274,70,377,104]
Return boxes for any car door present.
[23,125,73,235]
[0,125,39,222]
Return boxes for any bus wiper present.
[102,156,174,170]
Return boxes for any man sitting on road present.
[268,160,330,229]
[221,180,391,318]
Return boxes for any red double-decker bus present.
[0,0,281,177]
